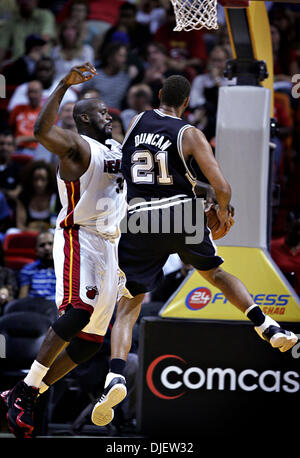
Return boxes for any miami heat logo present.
[86,286,99,300]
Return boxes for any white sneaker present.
[91,373,127,426]
[255,316,298,352]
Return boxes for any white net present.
[170,0,218,31]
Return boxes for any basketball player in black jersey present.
[91,75,298,426]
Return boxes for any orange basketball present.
[205,206,231,240]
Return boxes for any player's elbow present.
[34,120,49,143]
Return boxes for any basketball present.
[205,205,231,240]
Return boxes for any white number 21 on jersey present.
[131,150,173,185]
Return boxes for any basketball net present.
[170,0,218,31]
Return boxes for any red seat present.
[3,232,38,261]
[4,256,36,270]
[11,153,33,166]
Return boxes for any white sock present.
[39,381,50,394]
[24,360,49,388]
[244,304,258,316]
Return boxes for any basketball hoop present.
[170,0,218,31]
[169,0,250,32]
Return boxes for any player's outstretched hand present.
[62,62,97,87]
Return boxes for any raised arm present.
[34,63,97,164]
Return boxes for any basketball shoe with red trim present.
[6,381,38,438]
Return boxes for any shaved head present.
[73,98,99,124]
[72,98,112,143]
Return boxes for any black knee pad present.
[66,336,103,364]
[52,307,91,342]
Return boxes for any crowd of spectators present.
[0,0,300,435]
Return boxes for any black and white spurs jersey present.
[121,109,197,206]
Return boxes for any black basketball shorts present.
[118,201,224,297]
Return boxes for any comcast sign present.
[146,354,299,399]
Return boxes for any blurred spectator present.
[84,41,133,110]
[1,34,47,86]
[188,104,217,144]
[16,160,57,231]
[100,3,152,58]
[269,5,297,50]
[35,102,77,164]
[8,56,78,112]
[214,24,233,58]
[189,46,234,111]
[9,80,42,155]
[37,0,69,16]
[121,83,153,130]
[270,23,298,88]
[0,191,12,238]
[51,19,95,82]
[0,242,18,313]
[0,0,17,23]
[110,113,125,144]
[65,0,103,52]
[57,102,77,132]
[79,87,101,100]
[18,230,56,301]
[142,42,179,107]
[136,0,166,35]
[272,92,294,183]
[271,211,300,296]
[0,130,21,214]
[0,0,56,63]
[56,0,124,39]
[153,5,207,80]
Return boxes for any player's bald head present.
[72,97,112,142]
[73,98,100,125]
